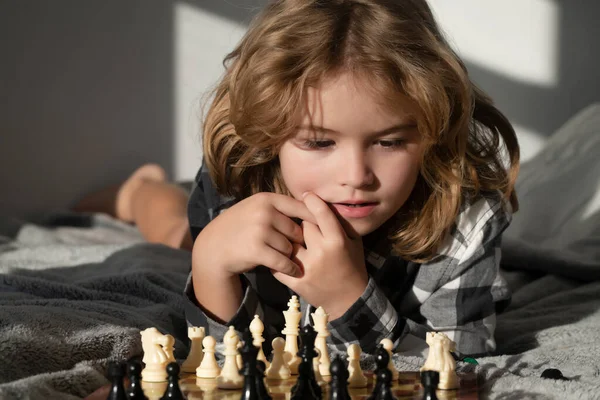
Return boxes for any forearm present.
[191,239,243,323]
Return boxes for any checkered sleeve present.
[327,277,410,354]
[407,194,512,356]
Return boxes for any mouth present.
[331,202,378,218]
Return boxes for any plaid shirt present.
[184,161,512,357]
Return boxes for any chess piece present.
[127,360,148,400]
[250,315,270,368]
[181,326,205,373]
[266,337,291,379]
[282,296,302,374]
[291,325,321,400]
[347,344,367,388]
[196,335,221,378]
[420,370,440,400]
[160,362,184,400]
[255,360,272,400]
[420,332,459,389]
[240,329,260,400]
[329,355,351,400]
[373,368,398,400]
[141,327,176,382]
[311,306,331,377]
[107,361,126,400]
[217,326,244,389]
[313,348,323,384]
[366,344,389,400]
[379,339,399,380]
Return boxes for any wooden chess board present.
[140,371,480,399]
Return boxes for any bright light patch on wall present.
[427,0,559,87]
[173,3,248,180]
[511,123,547,163]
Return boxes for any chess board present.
[140,371,480,399]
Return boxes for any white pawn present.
[282,296,302,374]
[266,337,291,379]
[182,326,205,373]
[380,338,399,380]
[250,315,270,368]
[346,344,367,388]
[311,306,331,376]
[313,348,323,383]
[196,335,221,378]
[217,326,244,389]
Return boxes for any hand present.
[273,192,369,320]
[192,192,317,279]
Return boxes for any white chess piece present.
[282,296,302,374]
[236,341,243,371]
[140,327,175,382]
[250,315,270,368]
[313,348,323,383]
[196,335,221,378]
[380,338,399,380]
[346,344,367,388]
[182,326,205,373]
[311,306,331,376]
[266,337,291,379]
[217,326,244,389]
[420,332,459,389]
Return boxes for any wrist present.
[324,277,368,320]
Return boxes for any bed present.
[1,104,599,400]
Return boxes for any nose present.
[338,148,374,188]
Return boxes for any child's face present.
[279,72,423,237]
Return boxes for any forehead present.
[298,71,418,126]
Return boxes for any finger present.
[301,220,322,249]
[302,192,346,239]
[270,194,318,225]
[272,244,306,285]
[259,246,301,277]
[271,211,304,244]
[263,231,296,258]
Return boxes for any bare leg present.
[72,164,193,251]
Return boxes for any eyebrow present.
[295,122,417,136]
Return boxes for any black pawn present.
[420,370,439,400]
[329,355,351,400]
[240,329,261,400]
[126,360,148,400]
[107,361,127,400]
[291,324,321,400]
[374,368,397,400]
[256,360,272,400]
[160,362,184,400]
[366,345,388,400]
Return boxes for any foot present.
[72,164,167,222]
[115,164,167,222]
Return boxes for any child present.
[76,0,519,357]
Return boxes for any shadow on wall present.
[0,0,174,217]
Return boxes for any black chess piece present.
[160,362,184,400]
[126,360,148,400]
[291,324,321,400]
[541,368,569,381]
[420,370,439,400]
[107,361,127,400]
[240,329,261,400]
[256,360,272,400]
[366,344,388,400]
[329,355,351,400]
[374,368,397,400]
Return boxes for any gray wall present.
[2,1,599,217]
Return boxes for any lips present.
[331,202,378,218]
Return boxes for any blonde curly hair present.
[202,0,519,262]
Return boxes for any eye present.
[377,139,405,148]
[303,140,334,149]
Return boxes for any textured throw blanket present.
[1,105,599,400]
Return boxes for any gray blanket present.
[1,104,599,400]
